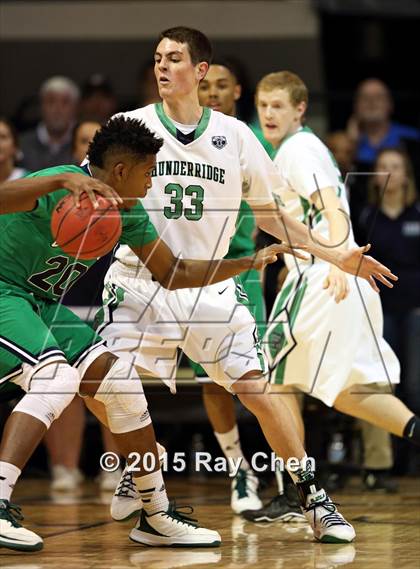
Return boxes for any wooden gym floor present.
[0,476,419,568]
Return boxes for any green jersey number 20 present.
[28,255,88,297]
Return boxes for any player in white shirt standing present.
[103,27,397,545]
[256,71,420,483]
[195,60,304,520]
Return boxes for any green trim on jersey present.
[233,275,266,373]
[299,197,322,225]
[270,279,294,321]
[233,276,265,373]
[249,124,275,158]
[299,197,311,224]
[194,107,211,139]
[154,103,211,141]
[271,125,313,162]
[274,125,313,156]
[94,281,126,334]
[267,276,308,384]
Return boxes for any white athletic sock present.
[214,425,250,472]
[133,468,169,515]
[274,462,284,495]
[0,461,21,501]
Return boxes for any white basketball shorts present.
[96,262,267,392]
[265,262,400,406]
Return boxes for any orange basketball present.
[51,193,122,260]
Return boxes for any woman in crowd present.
[359,148,420,369]
[358,148,420,478]
[0,118,27,182]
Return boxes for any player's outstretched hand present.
[323,265,350,303]
[253,243,308,270]
[61,173,123,209]
[337,244,398,292]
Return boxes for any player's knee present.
[94,358,150,433]
[231,371,269,397]
[233,375,271,414]
[13,363,80,428]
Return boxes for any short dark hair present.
[88,116,163,168]
[158,26,213,65]
[210,59,241,84]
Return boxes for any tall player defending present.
[256,71,420,478]
[0,117,290,551]
[104,27,397,544]
[195,60,303,520]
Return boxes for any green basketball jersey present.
[0,164,158,301]
[225,200,256,259]
[249,124,275,159]
[226,124,274,259]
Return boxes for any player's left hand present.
[253,243,308,270]
[337,244,398,292]
[323,265,350,303]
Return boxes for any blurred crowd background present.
[0,0,419,494]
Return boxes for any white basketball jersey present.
[273,126,356,270]
[115,104,280,268]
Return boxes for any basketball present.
[51,192,122,259]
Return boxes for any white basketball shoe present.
[231,468,262,514]
[129,502,221,547]
[0,500,43,552]
[303,489,356,543]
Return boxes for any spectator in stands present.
[325,130,355,180]
[359,148,420,364]
[359,148,420,476]
[325,130,368,230]
[326,131,398,492]
[72,120,102,164]
[20,76,79,171]
[79,74,118,123]
[44,119,121,492]
[347,78,420,167]
[0,118,27,181]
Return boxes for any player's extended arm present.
[311,186,351,302]
[252,200,397,291]
[0,173,122,214]
[131,238,306,290]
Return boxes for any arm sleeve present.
[119,201,159,247]
[238,122,280,206]
[284,137,339,200]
